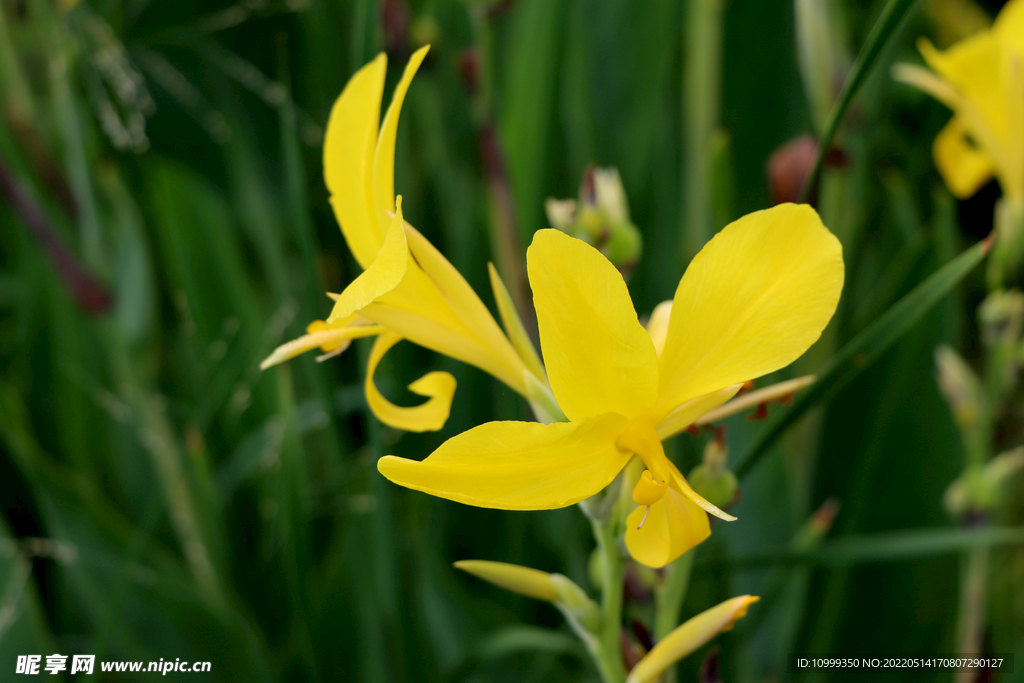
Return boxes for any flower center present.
[615,417,673,529]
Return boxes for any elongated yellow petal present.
[365,331,456,432]
[626,596,759,683]
[373,46,429,231]
[528,229,658,421]
[656,204,843,420]
[327,199,409,323]
[625,484,710,568]
[324,54,387,268]
[488,262,546,382]
[934,116,996,199]
[655,385,742,441]
[645,300,673,358]
[404,225,528,394]
[259,317,384,370]
[377,414,630,509]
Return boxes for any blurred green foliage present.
[0,0,1022,681]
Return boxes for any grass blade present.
[799,0,921,201]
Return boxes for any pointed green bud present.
[544,166,642,273]
[934,345,985,431]
[687,439,738,510]
[944,447,1024,520]
[455,560,602,635]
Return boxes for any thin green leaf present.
[799,0,921,201]
[735,240,987,478]
[729,526,1024,567]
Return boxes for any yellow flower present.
[379,204,844,567]
[894,0,1024,201]
[261,47,535,432]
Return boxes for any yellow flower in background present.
[379,204,844,567]
[261,47,535,432]
[894,0,1024,201]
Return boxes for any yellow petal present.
[377,413,630,509]
[626,596,759,683]
[365,331,456,432]
[403,225,528,394]
[645,300,673,358]
[655,385,742,441]
[488,262,546,383]
[933,116,997,199]
[324,54,387,269]
[625,484,710,568]
[327,198,409,323]
[656,204,843,420]
[372,46,429,231]
[259,317,384,369]
[994,0,1024,55]
[527,229,658,422]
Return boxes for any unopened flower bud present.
[545,166,642,273]
[687,439,738,510]
[934,345,984,430]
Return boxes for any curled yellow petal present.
[625,484,710,568]
[365,331,456,433]
[259,316,384,370]
[528,229,658,422]
[377,414,630,510]
[328,198,409,324]
[453,560,560,602]
[323,53,387,268]
[626,596,759,683]
[656,204,843,420]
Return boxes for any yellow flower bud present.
[626,596,759,683]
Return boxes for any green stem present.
[591,517,627,683]
[681,0,723,263]
[652,551,694,683]
[954,545,988,683]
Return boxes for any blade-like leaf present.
[799,0,921,201]
[729,526,1024,567]
[735,239,987,478]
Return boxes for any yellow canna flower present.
[626,595,759,683]
[379,204,844,567]
[261,47,535,432]
[894,0,1024,201]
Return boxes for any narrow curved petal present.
[655,385,742,441]
[625,485,710,568]
[528,229,658,422]
[933,116,996,199]
[323,54,387,269]
[645,300,673,358]
[378,413,630,510]
[626,596,759,683]
[365,331,456,433]
[670,462,736,522]
[259,316,384,370]
[656,204,843,419]
[327,199,409,323]
[372,46,429,230]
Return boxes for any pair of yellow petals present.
[263,46,845,567]
[896,0,1024,201]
